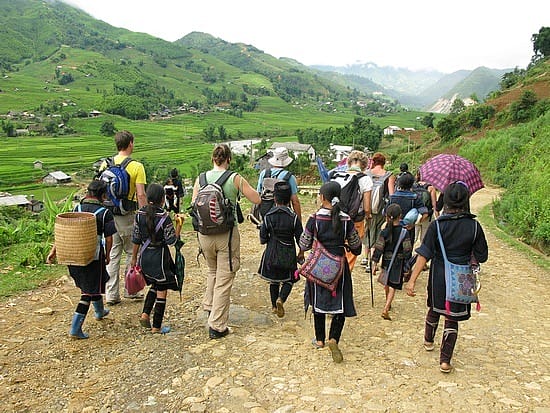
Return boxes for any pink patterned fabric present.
[419,154,484,194]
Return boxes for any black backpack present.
[258,168,293,219]
[412,182,433,216]
[330,171,365,222]
[191,170,235,235]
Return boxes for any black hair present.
[397,172,415,190]
[274,181,291,205]
[399,163,409,173]
[319,181,343,234]
[385,203,402,221]
[87,180,107,200]
[443,181,470,212]
[145,183,165,242]
[170,168,178,178]
[384,203,402,245]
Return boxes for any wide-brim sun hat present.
[268,147,293,167]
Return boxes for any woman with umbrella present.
[405,181,488,373]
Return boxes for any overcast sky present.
[63,0,548,73]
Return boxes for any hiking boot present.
[209,327,230,339]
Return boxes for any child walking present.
[46,180,117,339]
[299,181,362,363]
[372,203,412,321]
[258,182,303,318]
[131,183,184,334]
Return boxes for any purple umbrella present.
[419,154,484,194]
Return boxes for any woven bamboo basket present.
[54,212,97,266]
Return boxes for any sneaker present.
[328,339,343,363]
[275,298,285,318]
[209,327,230,339]
[360,258,368,266]
[124,293,144,300]
[106,298,121,305]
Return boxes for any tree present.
[509,90,538,123]
[100,120,117,136]
[1,120,15,137]
[435,117,461,142]
[421,113,435,128]
[450,99,465,115]
[532,26,550,62]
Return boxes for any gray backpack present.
[191,170,235,235]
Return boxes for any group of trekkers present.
[49,131,488,374]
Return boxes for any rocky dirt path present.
[1,186,549,412]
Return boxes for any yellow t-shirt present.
[102,155,146,201]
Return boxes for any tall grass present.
[461,112,550,253]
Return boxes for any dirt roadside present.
[0,186,549,412]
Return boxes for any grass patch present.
[0,257,66,298]
[477,203,550,273]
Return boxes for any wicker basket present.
[54,212,98,266]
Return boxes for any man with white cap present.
[257,147,302,222]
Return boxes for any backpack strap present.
[214,170,234,188]
[386,228,408,274]
[119,156,133,169]
[139,213,168,256]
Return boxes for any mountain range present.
[0,0,510,115]
[312,63,511,111]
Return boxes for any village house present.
[0,193,44,213]
[383,125,402,136]
[43,171,71,185]
[329,144,353,162]
[269,142,316,161]
[33,160,43,169]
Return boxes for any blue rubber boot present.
[69,313,89,339]
[93,300,110,320]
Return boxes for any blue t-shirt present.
[257,168,299,195]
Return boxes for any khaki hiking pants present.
[198,229,241,333]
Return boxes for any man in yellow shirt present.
[104,130,147,304]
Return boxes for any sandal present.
[152,326,171,334]
[381,311,392,320]
[328,339,343,363]
[440,362,453,373]
[139,317,151,329]
[423,341,435,351]
[311,338,324,349]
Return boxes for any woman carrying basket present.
[47,180,116,339]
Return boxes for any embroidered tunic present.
[299,209,362,315]
[416,212,488,321]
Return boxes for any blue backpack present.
[99,156,134,215]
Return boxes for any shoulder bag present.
[296,217,345,297]
[436,220,480,310]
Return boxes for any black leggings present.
[425,308,459,364]
[269,282,293,307]
[313,313,345,344]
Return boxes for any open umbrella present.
[419,154,484,194]
[174,238,185,300]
